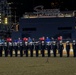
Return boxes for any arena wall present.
[19,17,75,39]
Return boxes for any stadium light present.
[4,17,8,24]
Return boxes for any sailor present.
[66,41,70,57]
[28,37,34,57]
[0,39,3,57]
[4,39,8,57]
[13,40,18,57]
[72,40,76,57]
[45,37,51,57]
[23,37,28,57]
[39,36,45,57]
[35,41,39,57]
[52,41,57,57]
[58,41,64,57]
[17,38,23,57]
[7,37,13,57]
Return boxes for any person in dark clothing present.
[41,40,45,57]
[8,40,13,57]
[39,36,45,57]
[35,41,39,57]
[24,41,28,57]
[72,40,76,57]
[6,37,13,57]
[0,39,3,57]
[58,41,64,57]
[52,41,57,57]
[23,37,28,57]
[17,38,23,57]
[28,37,34,57]
[4,40,8,57]
[29,42,34,57]
[13,40,18,57]
[45,37,51,57]
[66,41,70,57]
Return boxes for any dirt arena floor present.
[0,57,76,75]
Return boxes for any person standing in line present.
[58,41,64,57]
[7,38,13,57]
[52,41,57,57]
[17,38,23,57]
[4,39,8,57]
[66,41,70,57]
[28,37,34,57]
[35,41,39,57]
[45,37,51,57]
[72,40,76,57]
[13,40,18,57]
[23,37,28,57]
[39,36,45,57]
[0,39,3,57]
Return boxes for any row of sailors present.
[0,37,76,57]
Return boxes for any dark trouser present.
[26,49,28,57]
[60,49,63,57]
[30,49,33,57]
[24,46,28,57]
[15,49,18,57]
[42,49,45,57]
[53,49,56,57]
[14,46,18,57]
[0,46,3,57]
[41,46,45,57]
[48,49,50,57]
[73,50,76,57]
[47,46,51,57]
[66,50,70,57]
[36,49,38,57]
[20,46,23,57]
[4,46,8,57]
[35,46,39,57]
[29,45,33,57]
[9,46,13,57]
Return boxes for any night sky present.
[7,0,76,21]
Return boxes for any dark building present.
[0,0,12,38]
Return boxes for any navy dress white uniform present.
[13,40,18,57]
[66,41,70,57]
[72,40,76,57]
[41,41,45,57]
[4,41,8,57]
[35,41,39,57]
[28,37,34,57]
[8,41,13,57]
[58,41,64,57]
[17,39,23,57]
[23,41,28,57]
[52,41,57,57]
[0,39,3,57]
[29,41,34,57]
[46,41,51,57]
[46,37,51,57]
